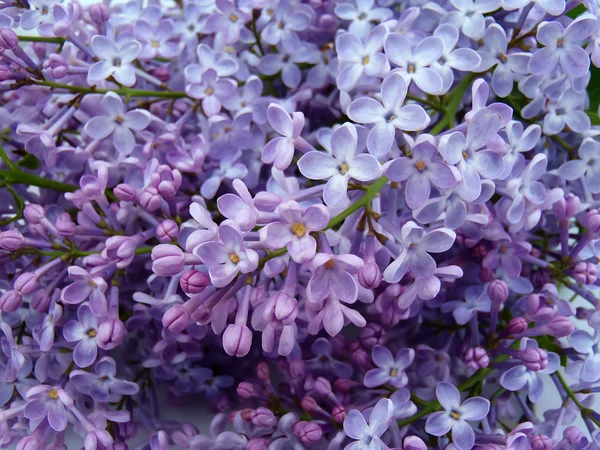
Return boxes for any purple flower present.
[334,0,392,37]
[425,382,490,450]
[306,252,363,304]
[335,25,389,91]
[70,357,139,402]
[343,398,393,450]
[196,223,259,288]
[570,327,600,383]
[347,73,430,156]
[194,43,239,77]
[206,0,250,44]
[443,0,501,39]
[184,68,237,116]
[260,201,329,263]
[503,153,548,225]
[32,301,62,352]
[134,19,179,60]
[304,337,353,377]
[63,304,100,368]
[84,92,151,155]
[384,221,456,283]
[298,123,381,205]
[529,14,597,78]
[364,345,415,388]
[442,284,492,325]
[559,138,600,193]
[258,35,319,89]
[386,141,460,209]
[193,367,234,401]
[384,34,445,94]
[87,35,141,87]
[24,385,72,432]
[260,2,312,45]
[262,103,305,170]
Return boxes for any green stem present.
[0,144,16,170]
[429,73,478,135]
[0,168,77,192]
[17,35,66,44]
[406,94,444,112]
[555,370,600,426]
[22,80,189,99]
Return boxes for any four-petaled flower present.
[364,345,415,388]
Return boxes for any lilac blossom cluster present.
[2,0,600,448]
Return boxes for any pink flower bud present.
[296,422,322,444]
[251,407,277,428]
[97,318,127,350]
[180,270,210,295]
[14,272,38,295]
[271,292,298,324]
[257,362,270,380]
[16,436,40,450]
[586,209,600,235]
[332,405,346,423]
[237,382,255,399]
[23,204,45,224]
[531,434,552,450]
[573,261,598,285]
[114,183,137,201]
[464,347,489,370]
[289,359,305,378]
[358,262,381,289]
[0,230,24,250]
[240,408,253,421]
[359,323,385,349]
[56,213,76,236]
[301,396,319,413]
[563,426,581,444]
[506,317,528,335]
[351,347,371,369]
[547,315,574,337]
[246,438,268,450]
[313,377,331,396]
[1,289,22,312]
[31,291,51,312]
[157,220,179,243]
[403,436,428,450]
[162,305,190,333]
[333,378,354,392]
[553,193,580,219]
[0,64,12,81]
[138,187,163,211]
[223,324,252,357]
[519,347,548,371]
[487,280,509,307]
[0,28,18,49]
[151,244,185,276]
[89,3,110,25]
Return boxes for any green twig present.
[429,73,478,135]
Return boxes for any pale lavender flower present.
[570,327,600,383]
[442,0,502,39]
[205,0,250,44]
[543,89,590,135]
[70,357,139,402]
[343,398,393,450]
[260,200,330,263]
[425,382,490,450]
[196,223,259,288]
[335,25,389,91]
[298,123,381,206]
[134,19,179,60]
[199,150,248,199]
[258,35,319,89]
[24,385,72,432]
[383,221,456,283]
[364,345,415,388]
[503,0,565,15]
[442,284,492,325]
[559,138,600,193]
[32,301,63,352]
[503,153,548,225]
[260,2,312,45]
[334,0,392,37]
[529,14,598,78]
[63,304,100,368]
[347,73,430,156]
[306,252,363,304]
[87,35,141,87]
[386,141,459,209]
[384,34,445,94]
[185,68,237,116]
[194,43,239,77]
[84,92,151,155]
[499,121,542,180]
[262,103,305,170]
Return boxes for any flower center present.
[390,368,398,377]
[557,37,563,48]
[230,252,240,264]
[462,150,469,160]
[113,58,121,67]
[498,53,507,63]
[450,410,461,420]
[48,388,59,399]
[407,63,416,74]
[415,160,426,171]
[291,222,307,238]
[115,116,124,124]
[362,56,370,65]
[90,279,98,288]
[230,13,239,22]
[151,40,160,48]
[358,13,367,20]
[87,329,97,338]
[325,259,335,269]
[205,87,214,95]
[339,163,349,175]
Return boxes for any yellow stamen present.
[362,56,370,65]
[325,259,335,269]
[230,253,240,264]
[415,160,426,171]
[230,13,239,22]
[48,388,59,399]
[450,411,461,420]
[339,163,349,175]
[407,64,416,74]
[151,41,160,48]
[115,116,124,124]
[390,368,398,377]
[291,223,307,238]
[205,87,214,95]
[87,329,97,338]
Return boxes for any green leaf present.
[567,3,587,18]
[17,153,40,170]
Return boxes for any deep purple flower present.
[70,357,139,402]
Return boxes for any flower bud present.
[520,347,548,371]
[251,407,277,428]
[358,262,381,289]
[162,305,190,333]
[0,230,24,250]
[332,405,346,423]
[0,290,22,312]
[272,292,298,324]
[257,362,270,380]
[487,280,509,307]
[547,315,574,337]
[14,272,38,295]
[403,436,428,450]
[0,28,18,49]
[313,377,331,396]
[97,318,127,350]
[138,187,163,211]
[523,294,556,322]
[0,64,12,81]
[333,378,354,392]
[114,183,137,202]
[289,359,305,378]
[246,438,268,450]
[117,420,138,440]
[359,323,385,349]
[585,209,600,235]
[351,347,370,369]
[506,317,528,335]
[157,219,179,243]
[152,65,171,82]
[553,193,580,219]
[240,408,253,421]
[563,426,581,444]
[531,434,552,450]
[295,422,322,444]
[180,270,210,295]
[56,213,76,236]
[301,396,319,413]
[151,244,185,276]
[464,347,489,370]
[89,3,110,26]
[237,382,255,399]
[223,324,252,357]
[23,204,45,224]
[16,436,40,450]
[31,290,51,312]
[573,261,598,285]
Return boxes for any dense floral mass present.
[2,0,600,448]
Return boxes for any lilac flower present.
[570,326,600,383]
[442,285,492,325]
[306,252,364,304]
[542,89,590,135]
[196,223,259,288]
[32,301,62,352]
[184,68,237,116]
[70,357,139,402]
[260,200,330,263]
[347,73,430,156]
[192,367,234,401]
[63,304,100,368]
[364,345,415,388]
[262,103,305,170]
[503,153,548,225]
[206,0,250,44]
[503,0,565,15]
[425,382,490,450]
[134,19,179,60]
[384,221,456,283]
[334,0,392,37]
[258,35,319,89]
[298,123,381,206]
[304,337,353,377]
[443,0,502,39]
[24,385,72,432]
[386,141,460,209]
[343,398,393,450]
[260,2,312,45]
[199,150,248,199]
[194,44,239,77]
[84,92,151,155]
[87,36,141,87]
[384,34,445,94]
[559,138,600,193]
[335,25,389,91]
[529,14,598,78]
[499,121,542,180]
